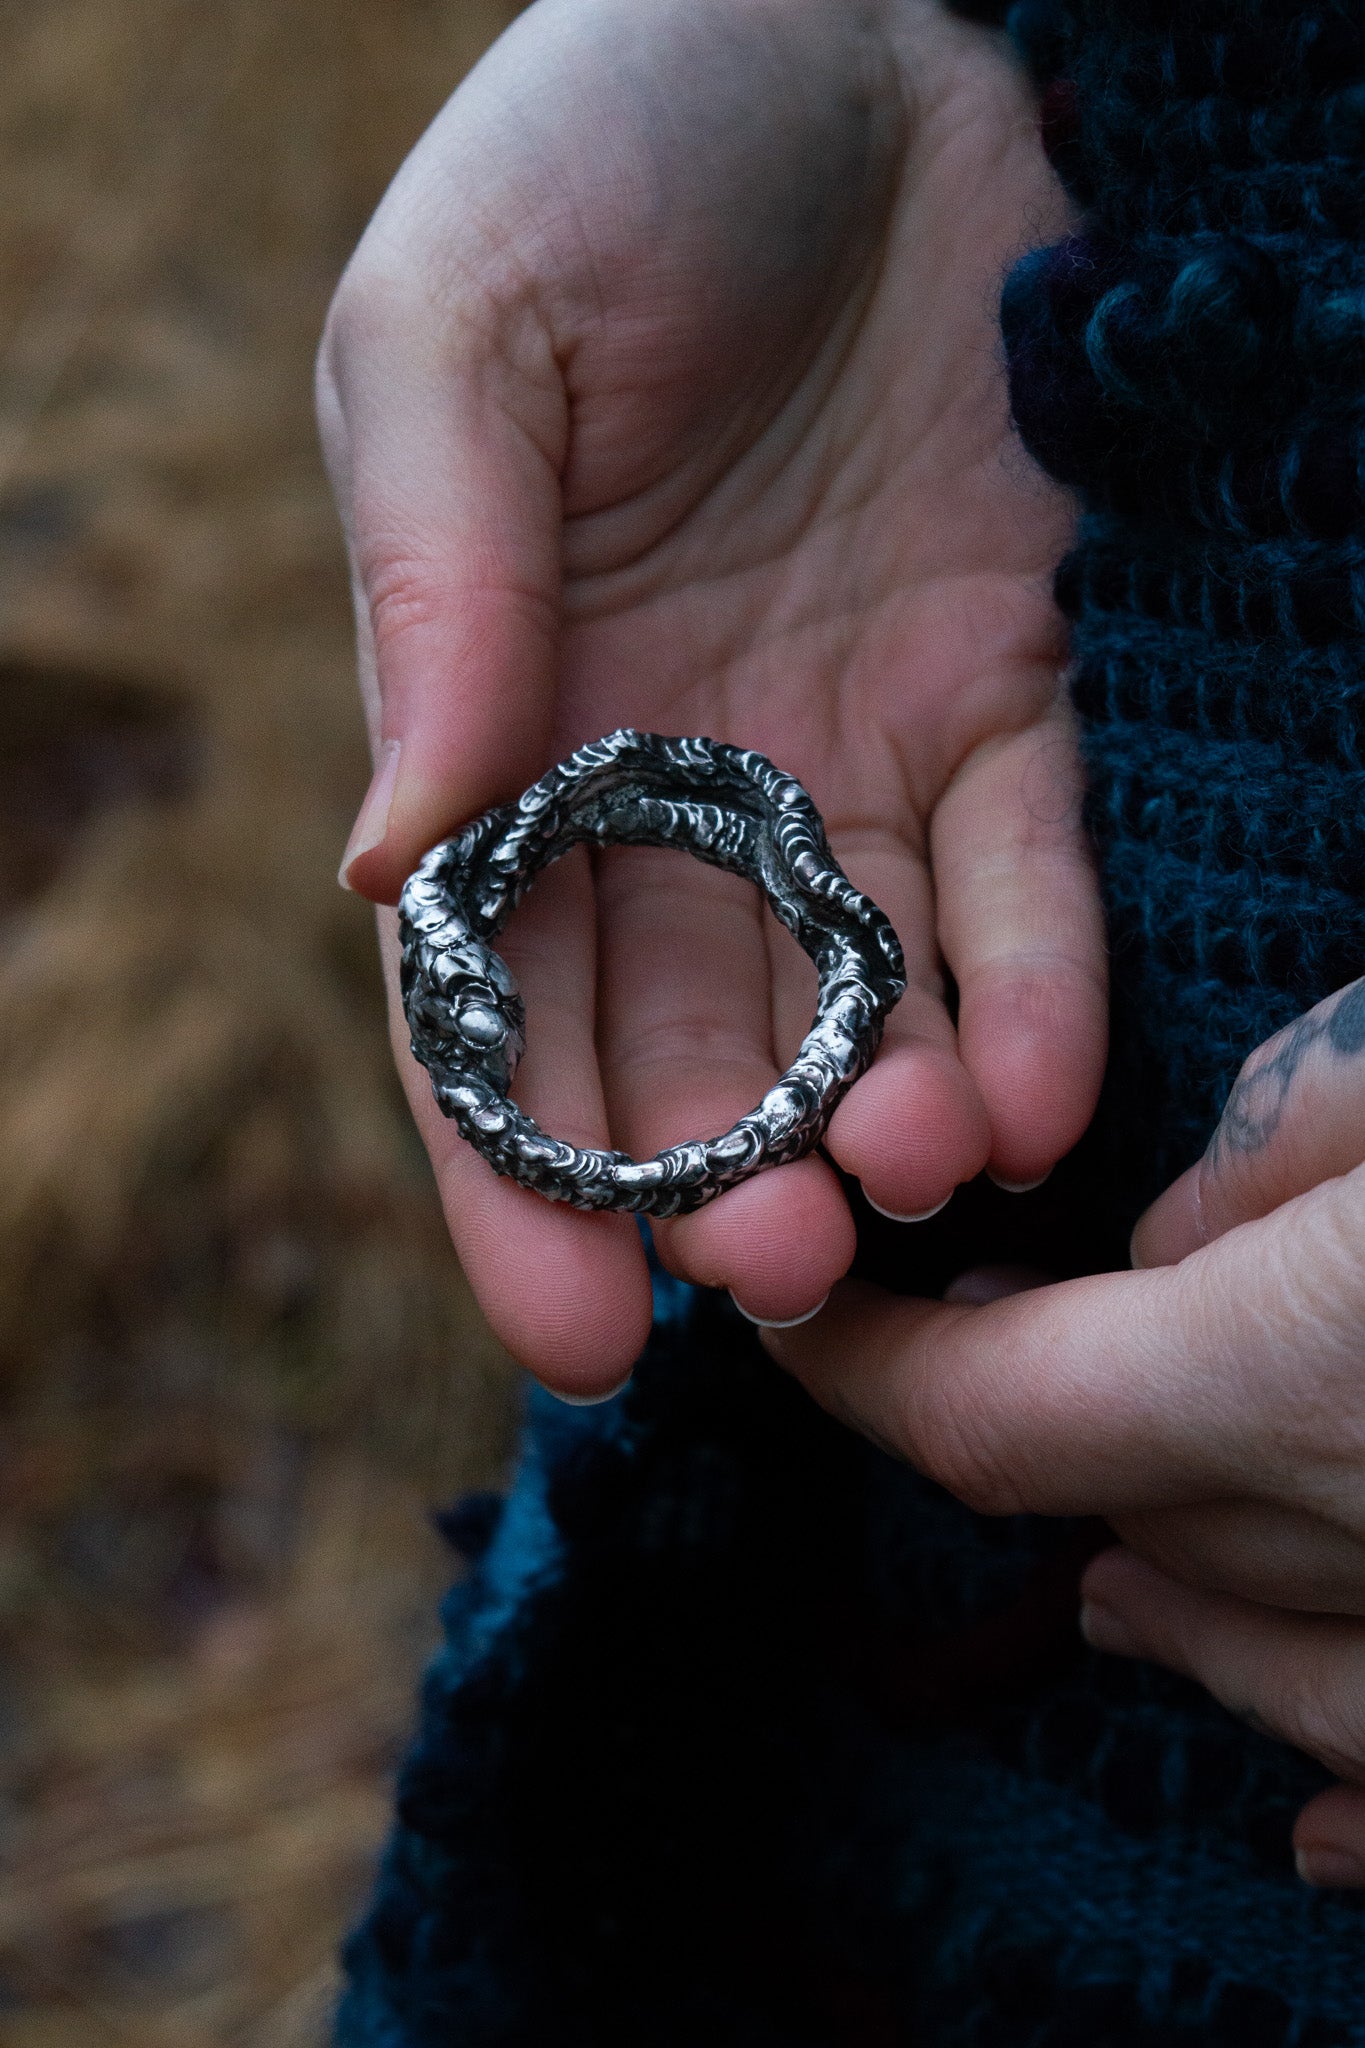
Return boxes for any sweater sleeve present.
[1000,0,1365,1211]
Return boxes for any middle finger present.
[1115,1499,1365,1618]
[595,844,854,1322]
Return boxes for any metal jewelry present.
[398,729,905,1217]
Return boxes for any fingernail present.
[863,1191,950,1224]
[553,1377,632,1408]
[730,1291,828,1330]
[1079,1601,1143,1658]
[339,739,401,889]
[1296,1846,1365,1889]
[987,1169,1052,1195]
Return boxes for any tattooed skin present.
[1209,978,1365,1165]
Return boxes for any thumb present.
[319,269,566,903]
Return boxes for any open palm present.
[318,0,1105,1392]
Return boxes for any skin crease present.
[317,0,1107,1396]
[765,976,1365,1886]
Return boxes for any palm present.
[322,0,1104,1388]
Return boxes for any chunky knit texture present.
[340,5,1365,2043]
[1005,0,1365,1204]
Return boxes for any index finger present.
[758,1254,1274,1520]
[379,873,654,1398]
[319,243,565,904]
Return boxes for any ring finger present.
[772,826,991,1221]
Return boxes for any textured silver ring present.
[398,729,906,1217]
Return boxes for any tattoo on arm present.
[1207,978,1365,1166]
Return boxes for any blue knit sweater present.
[339,4,1365,2042]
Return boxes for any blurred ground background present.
[0,3,524,2040]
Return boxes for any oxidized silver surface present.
[398,729,906,1217]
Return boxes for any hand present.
[317,0,1104,1394]
[766,976,1365,1884]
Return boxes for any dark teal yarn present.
[340,1268,1362,2048]
[1003,0,1365,1203]
[339,5,1365,2043]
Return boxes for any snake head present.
[430,936,526,1092]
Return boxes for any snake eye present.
[456,1003,506,1049]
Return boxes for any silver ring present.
[398,729,906,1217]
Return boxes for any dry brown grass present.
[0,3,524,2040]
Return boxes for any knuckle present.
[1303,1177,1365,1310]
[1251,1189,1365,1471]
[318,257,405,369]
[322,235,520,385]
[359,542,557,682]
[965,957,1103,1038]
[314,265,378,405]
[316,257,473,420]
[909,1348,1027,1516]
[363,551,449,659]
